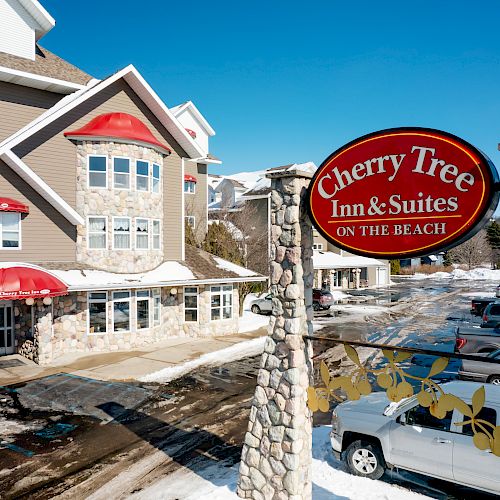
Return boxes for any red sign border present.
[307,127,500,259]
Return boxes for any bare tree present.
[448,230,492,270]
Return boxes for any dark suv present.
[313,288,334,311]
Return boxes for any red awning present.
[184,174,197,183]
[64,113,172,155]
[0,198,29,214]
[0,265,68,300]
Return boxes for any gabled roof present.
[18,0,55,40]
[170,100,216,136]
[0,64,209,225]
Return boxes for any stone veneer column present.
[238,169,314,500]
[33,300,53,365]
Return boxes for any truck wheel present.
[313,302,320,311]
[251,305,261,315]
[345,440,385,479]
[488,375,500,385]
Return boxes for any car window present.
[488,305,500,316]
[265,294,272,300]
[460,406,497,436]
[489,350,500,359]
[405,404,453,431]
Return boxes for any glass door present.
[0,302,14,355]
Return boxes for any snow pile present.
[330,290,351,302]
[130,426,429,500]
[410,267,500,281]
[138,336,266,383]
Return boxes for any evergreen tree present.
[185,220,198,247]
[486,220,500,268]
[202,221,244,266]
[442,251,453,267]
[390,259,400,275]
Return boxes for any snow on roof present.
[207,219,244,241]
[242,176,271,197]
[226,169,267,189]
[213,257,258,277]
[313,251,386,269]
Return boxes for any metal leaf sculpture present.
[308,344,500,457]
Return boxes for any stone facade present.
[238,171,314,500]
[15,285,239,365]
[75,141,165,273]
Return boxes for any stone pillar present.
[238,169,314,500]
[33,299,53,365]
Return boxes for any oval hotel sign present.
[308,127,499,258]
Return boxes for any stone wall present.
[76,141,164,273]
[238,171,314,500]
[23,285,240,364]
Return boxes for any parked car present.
[313,288,334,311]
[455,325,500,354]
[482,301,500,327]
[330,381,500,495]
[459,349,500,385]
[250,294,273,315]
[470,297,496,316]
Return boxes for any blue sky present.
[42,1,500,176]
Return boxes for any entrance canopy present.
[313,251,385,270]
[0,263,68,300]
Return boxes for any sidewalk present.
[0,327,267,386]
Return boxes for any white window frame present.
[184,180,196,194]
[112,290,131,333]
[136,290,150,330]
[136,159,150,192]
[152,163,160,193]
[112,216,131,250]
[185,216,195,228]
[87,291,108,335]
[313,243,323,251]
[136,218,149,250]
[184,286,199,323]
[87,154,108,189]
[152,219,161,250]
[112,156,131,190]
[0,212,21,250]
[210,285,233,321]
[87,215,107,250]
[153,288,161,326]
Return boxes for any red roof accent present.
[64,113,172,154]
[185,128,197,139]
[184,174,197,183]
[0,266,68,300]
[0,198,29,214]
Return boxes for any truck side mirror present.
[398,413,406,425]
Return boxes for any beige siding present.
[0,81,62,141]
[11,79,185,261]
[0,160,76,261]
[184,162,208,241]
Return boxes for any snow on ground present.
[138,336,266,383]
[410,267,500,281]
[130,426,429,500]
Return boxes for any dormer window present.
[0,213,20,249]
[184,175,197,194]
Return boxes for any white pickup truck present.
[330,381,500,495]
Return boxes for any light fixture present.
[25,297,34,306]
[170,288,178,296]
[43,297,52,305]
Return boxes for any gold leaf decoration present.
[307,386,318,412]
[320,360,330,387]
[345,344,361,366]
[472,385,485,416]
[428,357,448,378]
[473,432,491,451]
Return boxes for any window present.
[313,243,323,250]
[88,155,107,188]
[461,406,497,436]
[112,291,130,332]
[185,287,198,322]
[88,292,107,334]
[152,163,160,193]
[113,217,130,249]
[0,213,20,248]
[152,219,161,250]
[185,216,195,228]
[136,218,149,249]
[405,404,452,432]
[113,157,130,189]
[184,180,196,193]
[153,288,161,326]
[211,285,233,321]
[136,160,149,191]
[136,290,150,329]
[88,216,107,249]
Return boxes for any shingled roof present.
[0,45,93,85]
